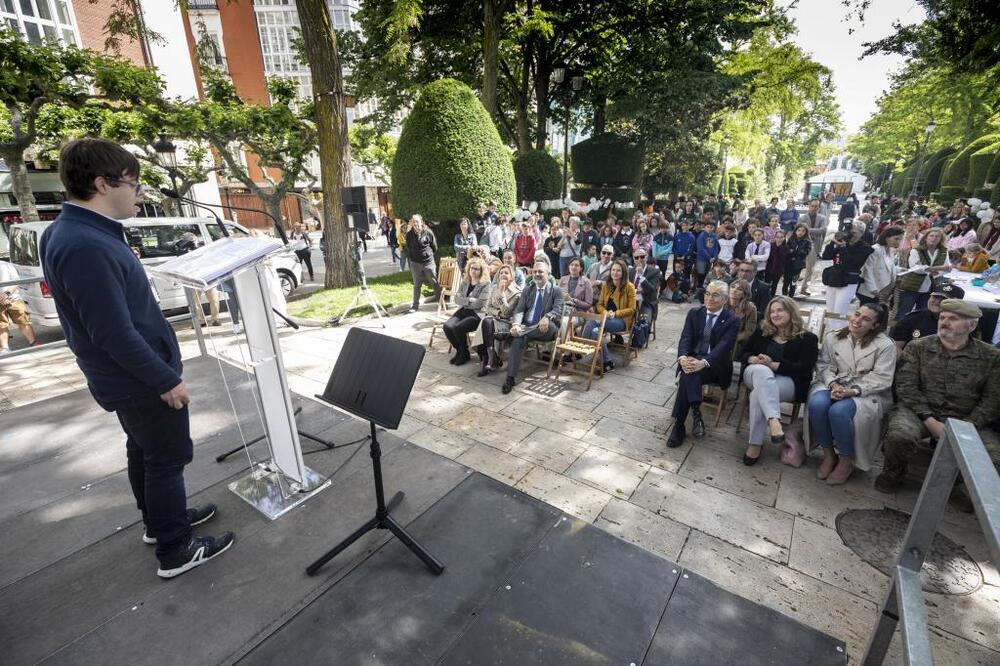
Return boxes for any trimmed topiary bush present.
[514,149,562,202]
[966,144,1000,192]
[991,181,1000,207]
[940,135,1000,192]
[938,185,964,206]
[391,78,516,228]
[986,152,1000,189]
[974,187,992,200]
[570,133,643,186]
[922,147,958,195]
[570,186,640,203]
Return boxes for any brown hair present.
[919,227,945,250]
[760,295,805,338]
[59,138,140,201]
[835,303,887,347]
[464,256,491,285]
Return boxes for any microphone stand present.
[159,188,288,244]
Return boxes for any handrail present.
[862,418,1000,664]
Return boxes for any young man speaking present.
[41,138,234,578]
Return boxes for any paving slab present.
[514,466,612,522]
[581,416,690,473]
[408,423,477,460]
[565,446,649,499]
[776,465,892,530]
[508,428,588,474]
[592,391,672,434]
[632,466,794,563]
[678,444,781,507]
[594,497,690,562]
[455,443,535,485]
[441,405,536,451]
[501,395,602,439]
[788,516,889,603]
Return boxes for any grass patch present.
[288,270,435,320]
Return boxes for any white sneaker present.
[0,347,9,355]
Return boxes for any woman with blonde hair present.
[727,278,757,357]
[897,226,949,316]
[442,255,492,366]
[738,296,819,465]
[476,264,521,376]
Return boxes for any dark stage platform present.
[0,356,847,665]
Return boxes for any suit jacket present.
[799,212,829,251]
[512,281,565,328]
[677,306,740,389]
[628,264,662,306]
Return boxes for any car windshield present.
[206,224,249,241]
[124,224,201,259]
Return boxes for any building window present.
[1,0,79,45]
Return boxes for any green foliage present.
[941,136,999,188]
[967,144,1000,192]
[349,122,397,180]
[987,152,1000,188]
[570,187,640,204]
[391,78,516,226]
[570,134,642,187]
[938,186,964,206]
[922,147,958,195]
[513,149,562,202]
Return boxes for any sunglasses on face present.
[601,251,612,255]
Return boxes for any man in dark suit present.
[503,260,565,394]
[667,280,740,447]
[628,248,662,320]
[735,260,771,322]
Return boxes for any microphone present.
[159,187,289,245]
[159,188,229,238]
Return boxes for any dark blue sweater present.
[40,203,182,410]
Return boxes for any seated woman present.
[739,296,819,466]
[442,256,492,366]
[558,256,594,317]
[477,265,521,376]
[582,259,636,373]
[500,249,526,288]
[727,278,757,358]
[806,303,895,485]
[958,242,989,273]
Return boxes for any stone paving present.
[1,298,998,665]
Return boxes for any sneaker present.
[157,532,235,579]
[143,504,218,545]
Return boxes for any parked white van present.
[6,217,303,328]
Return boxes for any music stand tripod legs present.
[215,405,352,463]
[306,420,445,577]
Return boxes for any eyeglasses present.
[601,251,612,255]
[104,176,142,194]
[633,255,646,260]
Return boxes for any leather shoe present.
[501,377,515,394]
[692,413,706,438]
[742,444,763,466]
[666,424,686,448]
[873,471,901,494]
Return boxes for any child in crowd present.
[667,257,693,303]
[582,244,599,273]
[673,220,696,270]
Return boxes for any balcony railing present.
[187,0,219,10]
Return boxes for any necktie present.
[698,313,716,356]
[528,288,544,326]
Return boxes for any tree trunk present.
[482,0,500,120]
[592,93,606,135]
[5,148,39,223]
[514,39,532,152]
[295,0,355,289]
[533,55,550,150]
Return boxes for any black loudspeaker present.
[341,186,367,214]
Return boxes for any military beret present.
[931,282,965,299]
[939,298,982,319]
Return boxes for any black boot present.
[666,423,686,448]
[477,353,491,377]
[691,405,706,438]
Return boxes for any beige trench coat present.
[804,331,897,471]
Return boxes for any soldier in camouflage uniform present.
[875,299,1000,495]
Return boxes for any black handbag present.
[822,265,848,288]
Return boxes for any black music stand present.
[305,328,444,577]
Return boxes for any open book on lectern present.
[148,236,284,289]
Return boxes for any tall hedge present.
[986,151,1000,189]
[570,133,643,186]
[391,78,516,226]
[940,135,999,190]
[967,144,1000,192]
[922,147,957,195]
[514,149,562,202]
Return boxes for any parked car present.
[6,217,302,328]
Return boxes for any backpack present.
[630,314,651,348]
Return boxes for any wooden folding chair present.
[699,346,736,428]
[428,259,459,349]
[524,314,567,369]
[548,310,607,390]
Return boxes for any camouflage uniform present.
[883,335,1000,479]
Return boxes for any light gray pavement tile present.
[631,466,793,563]
[565,446,649,499]
[924,582,1000,653]
[513,375,611,410]
[775,467,892,530]
[507,428,588,473]
[413,368,448,390]
[426,374,522,412]
[391,414,428,440]
[403,393,470,426]
[500,395,601,439]
[581,417,689,473]
[595,497,690,562]
[455,443,535,485]
[408,424,476,459]
[678,444,781,507]
[788,517,889,603]
[587,372,670,406]
[938,521,1000,589]
[890,484,991,533]
[8,378,79,407]
[513,466,612,523]
[886,626,1000,665]
[285,374,326,401]
[611,359,661,381]
[441,406,536,452]
[592,391,672,434]
[678,530,878,662]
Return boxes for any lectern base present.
[229,463,330,520]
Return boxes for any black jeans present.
[295,248,314,280]
[443,308,480,355]
[116,398,194,558]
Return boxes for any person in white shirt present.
[0,260,39,353]
[289,223,313,281]
[744,229,771,278]
[717,224,738,264]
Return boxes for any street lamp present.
[152,133,182,215]
[909,119,937,197]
